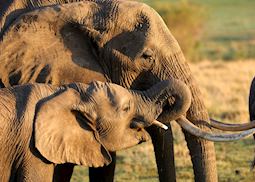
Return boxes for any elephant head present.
[34,78,191,167]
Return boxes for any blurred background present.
[72,0,255,181]
[143,0,255,62]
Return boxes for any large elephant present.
[0,0,238,181]
[0,79,190,181]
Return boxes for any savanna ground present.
[72,0,255,181]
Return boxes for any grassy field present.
[72,60,255,182]
[143,0,255,61]
[194,0,255,60]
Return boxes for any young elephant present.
[0,79,191,181]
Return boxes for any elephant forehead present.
[89,81,132,106]
[107,84,132,104]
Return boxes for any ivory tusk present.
[176,116,255,142]
[210,118,255,131]
[152,120,168,130]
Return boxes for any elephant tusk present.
[152,120,168,130]
[176,116,255,142]
[210,118,255,131]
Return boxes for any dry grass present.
[72,60,255,182]
[191,60,255,121]
[190,60,255,182]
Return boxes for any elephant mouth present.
[138,139,145,144]
[162,101,173,114]
[137,130,150,144]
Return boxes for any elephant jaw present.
[101,129,151,152]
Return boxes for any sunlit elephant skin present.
[0,79,191,181]
[0,0,217,182]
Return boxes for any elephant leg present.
[89,152,116,182]
[53,163,75,182]
[147,122,176,182]
[183,130,217,182]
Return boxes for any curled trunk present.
[144,78,192,121]
[131,79,191,127]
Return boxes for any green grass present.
[143,0,255,60]
[195,0,255,60]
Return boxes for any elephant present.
[0,79,191,181]
[2,0,255,181]
[249,77,255,168]
[250,77,255,124]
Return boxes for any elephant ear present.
[34,87,111,167]
[0,2,103,86]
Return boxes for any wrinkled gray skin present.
[0,0,217,182]
[0,79,191,181]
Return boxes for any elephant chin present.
[137,130,151,144]
[101,129,150,152]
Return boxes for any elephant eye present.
[122,102,131,112]
[142,49,153,60]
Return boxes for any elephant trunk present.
[156,48,218,181]
[145,78,192,122]
[130,79,191,128]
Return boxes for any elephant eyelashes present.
[122,102,131,112]
[136,23,143,30]
[135,13,150,32]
